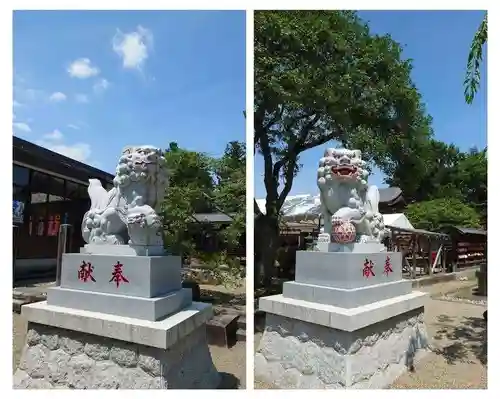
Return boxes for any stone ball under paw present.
[332,221,356,244]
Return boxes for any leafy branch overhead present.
[255,11,433,216]
[254,10,435,286]
[464,14,487,104]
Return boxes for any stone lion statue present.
[82,145,169,248]
[317,148,386,244]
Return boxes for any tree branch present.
[278,160,297,208]
[258,128,278,206]
[275,113,322,207]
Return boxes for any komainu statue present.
[317,148,385,244]
[82,145,168,248]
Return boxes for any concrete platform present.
[255,307,429,389]
[47,287,192,321]
[295,250,403,289]
[283,279,412,309]
[60,253,182,298]
[256,290,430,388]
[14,301,220,389]
[259,291,428,332]
[20,300,214,350]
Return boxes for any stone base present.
[260,291,427,331]
[283,280,412,309]
[476,269,487,296]
[316,241,386,253]
[47,287,192,321]
[59,253,182,298]
[295,250,403,289]
[255,310,428,389]
[13,301,221,389]
[82,244,166,257]
[255,292,429,388]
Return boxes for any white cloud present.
[13,122,31,132]
[36,139,92,163]
[49,92,67,102]
[75,94,89,103]
[36,128,91,162]
[14,87,42,103]
[93,78,110,93]
[67,58,100,79]
[67,124,80,130]
[43,129,64,141]
[112,25,153,70]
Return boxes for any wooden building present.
[190,213,245,257]
[13,136,114,277]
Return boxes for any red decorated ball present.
[332,221,356,244]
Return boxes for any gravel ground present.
[254,280,487,389]
[12,312,246,389]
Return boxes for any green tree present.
[385,140,487,226]
[254,10,433,286]
[456,147,487,224]
[384,139,464,203]
[161,141,246,286]
[406,197,482,231]
[161,142,214,256]
[212,141,246,251]
[464,13,487,104]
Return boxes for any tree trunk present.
[254,214,280,289]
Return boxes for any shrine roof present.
[13,136,114,185]
[191,213,235,224]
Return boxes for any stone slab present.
[316,241,386,253]
[206,313,239,348]
[282,279,412,308]
[259,291,428,332]
[82,244,166,257]
[47,287,192,321]
[21,300,214,350]
[295,250,402,289]
[476,270,487,296]
[255,308,429,389]
[60,253,181,298]
[14,321,220,389]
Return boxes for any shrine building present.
[13,136,114,279]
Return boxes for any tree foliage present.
[160,141,246,285]
[254,10,433,286]
[212,141,246,250]
[162,142,214,256]
[464,13,487,104]
[385,143,487,225]
[385,139,462,202]
[455,147,487,224]
[406,198,482,232]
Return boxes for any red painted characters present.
[109,261,129,288]
[384,256,393,276]
[77,261,96,282]
[362,258,375,278]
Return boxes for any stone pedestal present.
[46,253,189,322]
[255,250,429,389]
[14,250,220,389]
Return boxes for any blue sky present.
[255,10,487,198]
[13,10,246,172]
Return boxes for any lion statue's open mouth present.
[331,165,357,177]
[317,148,386,244]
